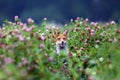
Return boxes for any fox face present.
[56,33,67,49]
[54,30,69,56]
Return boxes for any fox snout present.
[60,40,66,44]
[56,40,66,49]
[61,41,65,45]
[59,40,66,48]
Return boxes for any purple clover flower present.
[18,35,25,41]
[4,57,13,64]
[27,18,34,24]
[90,29,95,36]
[22,58,29,65]
[14,16,19,22]
[40,35,46,41]
[40,44,45,48]
[48,56,53,62]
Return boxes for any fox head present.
[53,30,69,55]
[54,30,69,48]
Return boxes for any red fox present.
[54,30,69,56]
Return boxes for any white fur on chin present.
[56,42,68,56]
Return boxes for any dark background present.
[0,0,120,24]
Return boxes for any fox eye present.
[63,37,66,40]
[57,38,60,40]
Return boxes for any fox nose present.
[62,41,64,44]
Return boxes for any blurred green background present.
[0,0,120,24]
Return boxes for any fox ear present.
[53,29,60,38]
[63,30,69,36]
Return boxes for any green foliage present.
[0,17,120,80]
